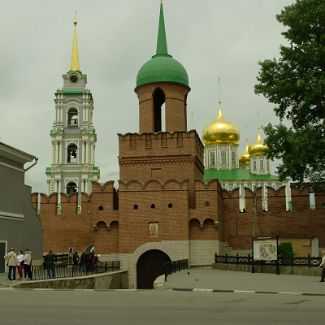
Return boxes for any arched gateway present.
[136,250,171,289]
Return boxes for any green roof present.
[203,168,279,182]
[136,3,189,89]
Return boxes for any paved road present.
[1,287,325,325]
[1,269,325,324]
[165,268,325,295]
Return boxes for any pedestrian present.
[17,249,25,280]
[320,251,325,282]
[80,251,87,273]
[23,249,33,280]
[44,250,56,279]
[72,251,79,274]
[3,248,18,281]
[68,247,73,265]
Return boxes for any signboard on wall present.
[253,239,277,261]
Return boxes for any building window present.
[68,108,78,126]
[151,204,155,209]
[67,144,78,163]
[260,159,264,173]
[168,203,173,208]
[98,206,104,211]
[253,159,257,172]
[231,151,236,168]
[205,201,210,206]
[133,204,138,209]
[209,151,216,167]
[221,151,227,167]
[67,182,77,195]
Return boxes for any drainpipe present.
[24,157,38,172]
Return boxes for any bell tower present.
[46,18,100,195]
[119,2,204,206]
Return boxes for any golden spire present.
[248,128,268,156]
[70,15,80,72]
[216,77,223,119]
[202,77,240,145]
[239,125,250,166]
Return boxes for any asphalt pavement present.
[1,268,325,295]
[165,268,325,296]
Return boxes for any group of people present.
[43,248,101,279]
[3,248,33,281]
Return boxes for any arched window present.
[134,204,138,209]
[67,144,78,163]
[68,108,78,126]
[221,151,227,167]
[67,182,77,195]
[151,204,155,209]
[98,206,104,211]
[153,88,165,132]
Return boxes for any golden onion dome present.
[202,102,240,145]
[248,131,268,156]
[239,144,250,166]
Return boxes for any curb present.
[172,288,325,297]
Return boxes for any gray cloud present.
[0,0,295,193]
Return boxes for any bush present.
[278,242,294,259]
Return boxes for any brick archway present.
[136,249,171,289]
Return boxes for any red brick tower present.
[118,3,204,206]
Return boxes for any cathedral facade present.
[33,4,325,289]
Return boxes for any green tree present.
[255,0,325,191]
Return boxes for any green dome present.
[136,54,189,88]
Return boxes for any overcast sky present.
[0,0,295,193]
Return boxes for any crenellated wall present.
[33,180,325,258]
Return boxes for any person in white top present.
[320,252,325,282]
[23,249,32,280]
[17,250,24,280]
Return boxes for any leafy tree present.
[255,0,325,191]
[278,242,294,259]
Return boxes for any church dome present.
[248,131,268,156]
[135,2,189,90]
[203,102,240,145]
[136,55,189,88]
[239,144,250,166]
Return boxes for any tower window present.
[151,204,156,209]
[68,108,78,126]
[133,204,138,209]
[67,182,77,195]
[153,88,165,132]
[67,144,78,163]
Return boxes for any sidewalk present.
[2,269,325,295]
[165,268,325,296]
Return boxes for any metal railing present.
[31,261,120,280]
[164,259,189,280]
[215,253,321,267]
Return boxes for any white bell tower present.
[46,18,100,195]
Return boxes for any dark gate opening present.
[0,242,6,273]
[136,249,171,289]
